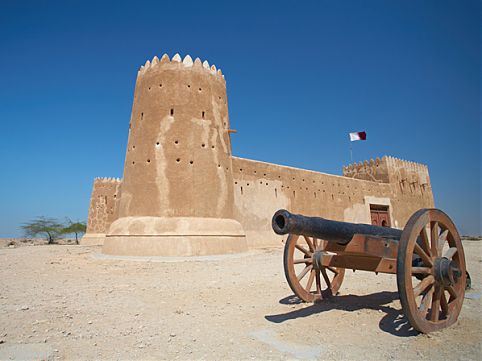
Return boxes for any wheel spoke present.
[305,269,315,291]
[440,291,449,316]
[420,286,434,317]
[312,238,319,250]
[320,267,331,288]
[297,265,312,281]
[303,236,315,252]
[412,267,431,275]
[438,229,448,255]
[430,285,442,322]
[431,222,440,256]
[315,271,321,295]
[444,247,457,260]
[420,225,432,256]
[413,275,435,297]
[295,244,310,256]
[414,243,433,267]
[446,285,458,300]
[294,258,312,264]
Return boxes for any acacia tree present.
[62,219,87,244]
[21,216,64,244]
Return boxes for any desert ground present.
[0,239,480,360]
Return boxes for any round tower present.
[102,53,247,256]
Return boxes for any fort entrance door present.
[370,205,390,227]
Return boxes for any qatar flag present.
[349,131,367,141]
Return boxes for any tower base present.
[102,216,248,257]
[81,233,106,246]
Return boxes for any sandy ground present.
[0,240,480,360]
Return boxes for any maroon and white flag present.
[349,131,366,141]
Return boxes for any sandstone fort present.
[82,53,434,256]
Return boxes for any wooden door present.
[370,206,391,227]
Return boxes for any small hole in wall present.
[234,181,238,184]
[148,87,151,90]
[275,188,278,197]
[293,190,296,198]
[260,181,263,185]
[187,84,191,88]
[241,186,243,195]
[247,183,250,186]
[174,140,179,145]
[240,168,243,172]
[218,164,221,168]
[202,143,206,148]
[147,159,151,163]
[202,111,205,119]
[331,194,334,200]
[170,109,174,116]
[198,87,202,91]
[159,83,162,87]
[156,142,160,146]
[314,192,317,198]
[265,183,268,186]
[226,167,229,171]
[264,173,267,176]
[218,96,221,100]
[133,145,136,149]
[190,160,194,165]
[114,195,116,198]
[176,158,180,163]
[132,161,135,165]
[254,170,257,174]
[211,145,215,149]
[141,113,143,120]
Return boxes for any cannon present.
[272,208,467,333]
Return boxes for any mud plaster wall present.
[117,55,235,220]
[86,178,121,234]
[232,157,434,248]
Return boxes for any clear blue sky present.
[0,0,480,236]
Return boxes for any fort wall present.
[232,156,434,248]
[82,177,121,245]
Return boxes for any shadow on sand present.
[266,291,419,337]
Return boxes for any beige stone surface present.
[0,241,480,360]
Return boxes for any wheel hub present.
[434,257,460,287]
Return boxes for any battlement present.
[343,157,389,183]
[94,177,122,183]
[343,156,430,187]
[138,53,225,81]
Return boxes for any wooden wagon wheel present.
[284,234,345,302]
[396,209,466,333]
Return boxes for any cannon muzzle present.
[272,209,402,245]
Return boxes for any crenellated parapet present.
[343,156,431,193]
[137,53,225,81]
[384,156,431,190]
[343,157,389,183]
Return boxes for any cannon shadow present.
[265,291,419,337]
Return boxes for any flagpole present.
[350,141,353,162]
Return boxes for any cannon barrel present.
[272,209,403,245]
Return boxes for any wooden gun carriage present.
[272,208,467,333]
